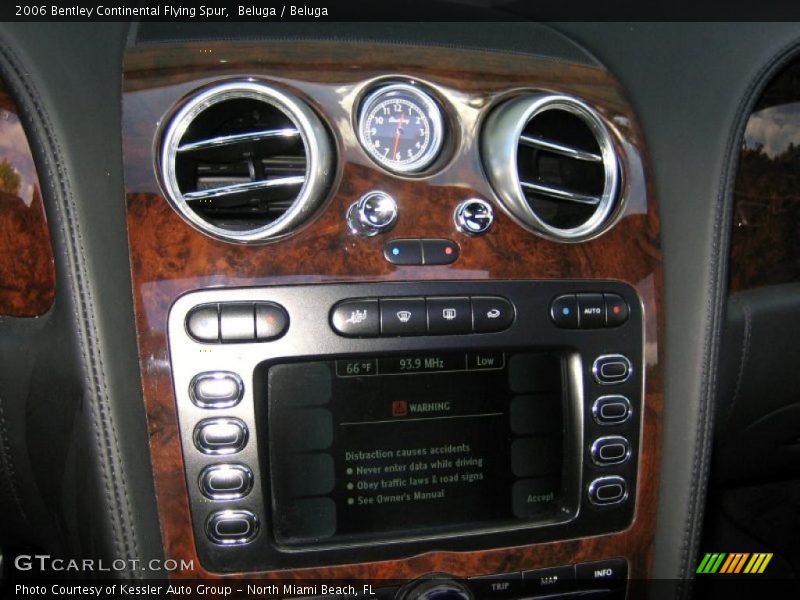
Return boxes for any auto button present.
[577,293,605,328]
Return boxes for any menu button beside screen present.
[592,355,632,385]
[588,476,628,506]
[194,418,248,455]
[199,464,253,500]
[592,395,632,425]
[190,372,243,408]
[206,510,258,545]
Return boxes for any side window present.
[0,79,55,316]
[731,59,800,291]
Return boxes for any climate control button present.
[577,293,605,328]
[427,297,471,335]
[331,299,380,337]
[550,294,579,329]
[421,239,460,265]
[454,198,494,235]
[255,302,289,340]
[381,298,427,336]
[186,304,219,342]
[471,296,514,333]
[550,292,630,329]
[604,293,629,327]
[384,239,423,265]
[347,191,398,236]
[331,295,516,337]
[220,303,255,341]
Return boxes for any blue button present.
[550,294,579,329]
[383,239,423,265]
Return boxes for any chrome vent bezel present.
[481,93,621,241]
[158,80,332,244]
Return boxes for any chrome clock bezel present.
[357,82,445,174]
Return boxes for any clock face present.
[357,83,444,174]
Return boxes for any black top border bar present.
[4,0,800,22]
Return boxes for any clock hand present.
[391,116,403,159]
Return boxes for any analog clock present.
[357,83,445,174]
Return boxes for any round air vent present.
[481,94,620,240]
[159,81,333,243]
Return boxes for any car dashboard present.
[0,17,799,600]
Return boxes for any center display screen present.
[266,351,568,547]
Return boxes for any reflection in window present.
[730,61,800,291]
[0,82,55,316]
[0,94,39,205]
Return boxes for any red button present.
[604,293,629,327]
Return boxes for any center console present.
[169,280,642,574]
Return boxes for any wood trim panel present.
[123,41,663,584]
[0,84,55,317]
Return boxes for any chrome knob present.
[400,576,473,600]
[454,198,494,235]
[347,191,398,236]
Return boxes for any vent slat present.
[262,155,307,173]
[177,128,301,153]
[160,81,333,242]
[184,176,305,201]
[482,94,619,239]
[520,180,601,206]
[519,134,602,163]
